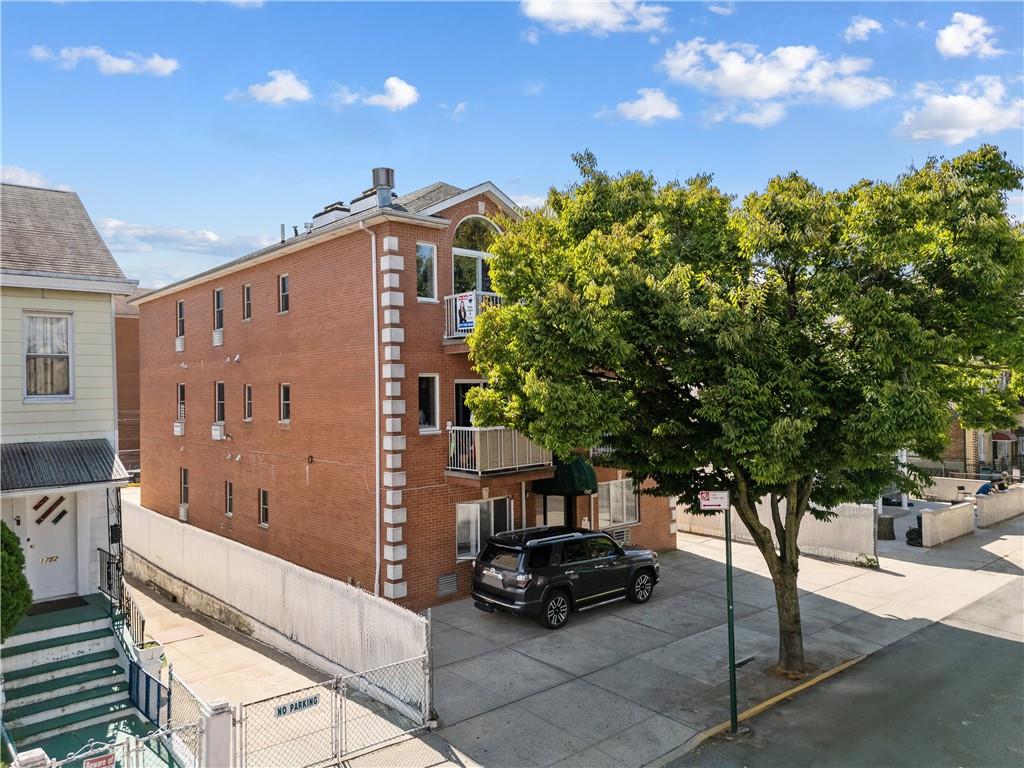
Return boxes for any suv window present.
[587,537,619,559]
[479,544,521,570]
[561,540,589,563]
[527,545,553,569]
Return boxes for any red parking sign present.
[84,753,116,768]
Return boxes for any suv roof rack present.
[491,526,594,547]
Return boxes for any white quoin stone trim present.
[385,417,402,433]
[383,471,407,488]
[380,255,404,272]
[383,273,400,289]
[381,291,404,308]
[384,507,407,525]
[382,327,405,344]
[385,381,401,397]
[383,236,399,252]
[386,490,402,506]
[385,453,402,469]
[384,345,401,361]
[383,309,400,325]
[387,563,403,581]
[382,399,406,415]
[386,526,403,543]
[384,581,408,599]
[383,544,407,562]
[383,435,406,452]
[382,363,405,379]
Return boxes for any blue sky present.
[3,1,1022,287]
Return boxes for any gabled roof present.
[1,183,129,283]
[395,182,466,213]
[1,439,129,494]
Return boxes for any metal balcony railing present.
[444,291,502,339]
[447,425,552,475]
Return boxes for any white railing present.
[444,291,503,339]
[447,425,552,474]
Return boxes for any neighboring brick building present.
[135,170,674,610]
[114,288,146,473]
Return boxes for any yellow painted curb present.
[644,654,867,768]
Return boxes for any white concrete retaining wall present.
[976,487,1024,528]
[922,476,987,502]
[677,498,876,565]
[121,497,428,674]
[921,501,975,547]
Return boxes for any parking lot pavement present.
[432,516,1022,768]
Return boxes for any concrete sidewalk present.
[431,515,1022,768]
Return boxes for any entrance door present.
[25,493,77,600]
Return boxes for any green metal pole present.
[723,505,739,733]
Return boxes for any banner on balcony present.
[456,292,477,332]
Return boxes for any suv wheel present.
[628,570,655,604]
[541,590,570,629]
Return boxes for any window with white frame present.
[456,497,513,560]
[215,381,226,423]
[24,313,72,397]
[177,383,186,421]
[258,488,269,526]
[418,374,439,432]
[279,383,291,422]
[176,300,185,338]
[416,243,436,300]
[213,289,224,330]
[244,384,253,421]
[180,467,189,506]
[595,479,639,528]
[225,481,233,516]
[242,284,252,320]
[452,217,498,294]
[278,274,290,313]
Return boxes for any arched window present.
[452,216,499,294]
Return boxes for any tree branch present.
[731,465,780,576]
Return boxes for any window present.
[176,300,185,338]
[258,489,269,526]
[416,243,436,300]
[177,383,186,421]
[215,381,225,423]
[595,479,639,528]
[455,497,512,560]
[225,481,234,516]
[25,313,72,397]
[242,284,252,320]
[528,545,554,569]
[213,289,224,331]
[418,375,439,432]
[561,540,589,564]
[278,274,290,313]
[586,537,619,559]
[279,384,291,422]
[244,384,253,421]
[543,495,566,527]
[454,381,483,427]
[452,217,498,294]
[180,468,189,506]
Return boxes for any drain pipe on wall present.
[361,221,382,596]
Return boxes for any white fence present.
[976,488,1024,528]
[677,498,877,565]
[921,501,975,547]
[922,476,988,502]
[121,498,428,674]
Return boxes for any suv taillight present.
[514,573,531,589]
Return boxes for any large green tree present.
[467,146,1024,674]
[2,521,32,641]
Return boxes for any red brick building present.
[135,170,674,610]
[114,289,145,473]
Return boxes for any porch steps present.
[4,681,129,724]
[4,665,125,706]
[1,649,120,687]
[0,628,114,671]
[9,700,135,747]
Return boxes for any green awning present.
[532,456,598,496]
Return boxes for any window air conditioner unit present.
[211,423,226,440]
[173,421,185,437]
[212,329,223,347]
[175,336,185,353]
[178,504,189,522]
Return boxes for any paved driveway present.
[431,517,1022,768]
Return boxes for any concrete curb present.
[643,654,867,768]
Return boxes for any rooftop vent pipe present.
[372,167,395,208]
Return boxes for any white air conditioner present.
[212,329,224,347]
[175,336,185,353]
[178,503,189,522]
[173,421,185,436]
[211,423,226,440]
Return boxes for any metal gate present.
[236,655,430,767]
[45,719,203,768]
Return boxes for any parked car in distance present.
[471,527,659,629]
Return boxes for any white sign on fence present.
[699,490,730,511]
[275,694,320,717]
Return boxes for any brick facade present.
[115,314,140,470]
[138,184,674,611]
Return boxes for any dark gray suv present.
[471,527,660,629]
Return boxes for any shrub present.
[2,521,33,641]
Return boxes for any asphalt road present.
[670,580,1024,768]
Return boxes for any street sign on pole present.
[701,489,739,734]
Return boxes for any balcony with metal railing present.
[444,291,503,340]
[447,425,552,475]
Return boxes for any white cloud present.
[440,101,467,119]
[523,81,546,96]
[523,27,541,45]
[327,84,359,110]
[707,4,735,16]
[520,0,670,36]
[899,76,1023,145]
[230,70,313,106]
[610,88,681,122]
[660,37,893,125]
[1,165,70,190]
[364,76,419,111]
[30,45,179,76]
[512,194,546,209]
[935,13,1004,58]
[844,16,883,43]
[225,0,263,7]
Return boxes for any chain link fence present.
[168,666,208,768]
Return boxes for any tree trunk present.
[773,563,805,675]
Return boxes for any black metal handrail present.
[121,581,146,647]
